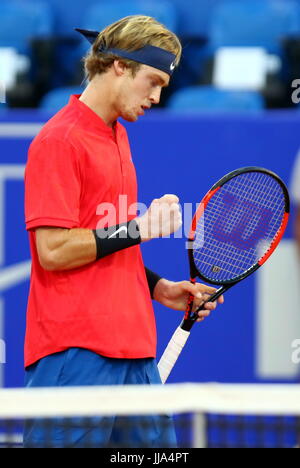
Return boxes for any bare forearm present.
[36,192,183,272]
[153,278,172,304]
[36,228,96,271]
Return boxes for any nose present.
[149,87,162,105]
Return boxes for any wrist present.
[153,278,173,303]
[145,267,162,299]
[135,216,150,243]
[93,220,141,260]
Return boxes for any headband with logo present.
[75,28,177,76]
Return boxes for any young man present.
[24,15,223,448]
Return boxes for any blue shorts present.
[23,348,177,448]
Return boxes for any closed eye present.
[150,75,169,89]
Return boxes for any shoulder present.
[29,109,84,157]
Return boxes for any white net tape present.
[0,383,299,419]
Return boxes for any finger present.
[169,204,182,222]
[149,199,160,210]
[203,301,218,311]
[182,282,203,300]
[192,284,218,298]
[196,317,205,323]
[191,292,213,311]
[170,202,181,211]
[170,205,182,221]
[160,194,180,205]
[196,285,218,295]
[197,309,211,319]
[192,300,204,313]
[201,292,214,302]
[200,294,224,307]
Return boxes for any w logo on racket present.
[212,192,273,251]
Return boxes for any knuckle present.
[163,194,179,204]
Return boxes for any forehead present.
[137,64,170,86]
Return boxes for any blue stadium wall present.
[0,109,299,388]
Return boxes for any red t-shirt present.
[24,95,156,368]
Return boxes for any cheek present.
[132,78,151,98]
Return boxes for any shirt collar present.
[69,94,119,137]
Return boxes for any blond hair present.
[83,15,182,80]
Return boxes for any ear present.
[113,60,127,77]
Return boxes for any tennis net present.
[1,383,300,449]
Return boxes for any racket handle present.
[194,286,226,314]
[158,326,190,384]
[181,286,229,331]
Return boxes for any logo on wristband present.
[108,226,128,239]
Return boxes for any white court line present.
[0,124,43,138]
[0,261,31,292]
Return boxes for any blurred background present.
[3,0,300,110]
[1,0,300,389]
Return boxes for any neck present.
[79,74,119,128]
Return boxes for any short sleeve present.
[25,137,82,230]
[290,150,300,205]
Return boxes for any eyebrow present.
[151,74,169,88]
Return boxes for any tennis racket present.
[158,166,290,384]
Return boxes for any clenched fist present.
[136,194,182,242]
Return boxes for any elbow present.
[35,228,67,271]
[38,249,60,272]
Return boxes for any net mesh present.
[194,172,286,283]
[1,383,300,449]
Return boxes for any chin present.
[122,114,138,123]
[120,108,140,122]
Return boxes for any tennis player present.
[24,15,223,448]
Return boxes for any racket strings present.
[193,172,286,283]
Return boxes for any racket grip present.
[194,285,228,314]
[158,326,190,384]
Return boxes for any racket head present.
[188,167,290,286]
